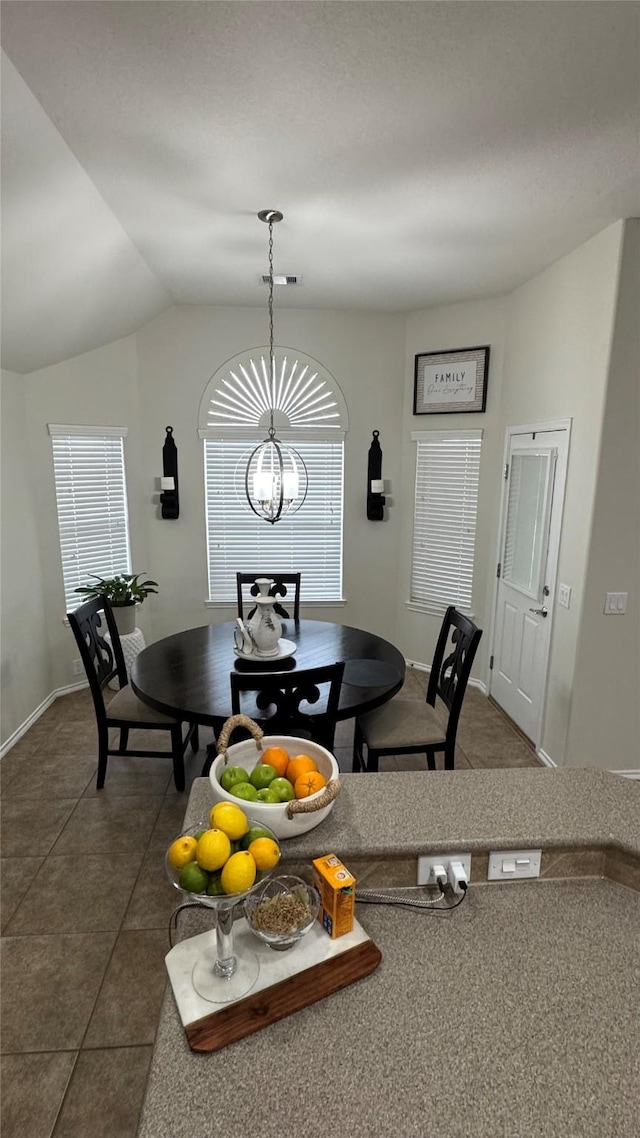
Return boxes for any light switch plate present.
[487,849,542,881]
[557,583,571,609]
[604,592,628,615]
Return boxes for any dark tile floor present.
[0,671,539,1137]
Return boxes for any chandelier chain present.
[267,220,275,437]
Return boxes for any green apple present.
[230,781,259,802]
[249,764,278,791]
[219,766,249,792]
[269,777,295,802]
[256,788,280,803]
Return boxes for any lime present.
[209,801,249,840]
[193,830,207,843]
[207,874,225,897]
[249,763,278,791]
[269,777,295,802]
[167,835,198,869]
[179,862,210,893]
[220,850,257,895]
[248,836,281,871]
[230,782,259,802]
[241,826,275,850]
[196,828,231,871]
[256,788,280,803]
[219,765,249,792]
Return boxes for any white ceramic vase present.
[247,596,282,657]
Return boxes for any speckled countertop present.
[137,769,640,1138]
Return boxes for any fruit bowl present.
[165,819,280,907]
[244,876,320,951]
[209,733,340,840]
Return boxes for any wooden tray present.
[166,918,382,1053]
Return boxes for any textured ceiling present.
[1,1,639,374]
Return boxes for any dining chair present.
[352,607,482,773]
[68,595,199,791]
[236,572,301,621]
[229,661,345,752]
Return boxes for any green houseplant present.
[75,573,158,634]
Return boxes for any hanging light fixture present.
[244,209,308,524]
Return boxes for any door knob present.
[529,607,548,617]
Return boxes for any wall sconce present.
[160,426,179,519]
[367,429,386,521]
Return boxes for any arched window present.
[199,347,348,603]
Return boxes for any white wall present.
[21,335,144,695]
[1,370,51,742]
[398,298,507,677]
[499,222,624,765]
[565,220,640,768]
[136,305,406,641]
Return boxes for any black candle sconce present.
[160,426,179,519]
[367,429,386,521]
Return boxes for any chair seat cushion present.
[359,698,446,750]
[107,684,179,725]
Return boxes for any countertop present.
[137,769,640,1138]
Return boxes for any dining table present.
[130,618,405,731]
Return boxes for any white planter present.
[112,604,137,635]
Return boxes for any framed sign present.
[413,345,490,415]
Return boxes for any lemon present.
[167,835,198,869]
[248,837,281,872]
[220,850,257,895]
[196,828,231,872]
[209,802,249,841]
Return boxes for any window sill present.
[404,601,475,620]
[204,599,347,608]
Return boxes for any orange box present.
[312,853,356,938]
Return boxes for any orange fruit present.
[248,836,281,871]
[286,754,318,785]
[294,770,327,799]
[261,746,290,777]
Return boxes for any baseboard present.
[406,659,487,695]
[0,680,88,759]
[536,748,557,768]
[613,770,640,780]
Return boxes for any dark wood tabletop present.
[130,619,405,728]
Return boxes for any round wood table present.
[130,619,405,728]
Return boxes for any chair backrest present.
[230,660,344,751]
[236,572,301,621]
[426,607,482,744]
[67,596,128,722]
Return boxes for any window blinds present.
[48,426,131,613]
[410,430,482,613]
[204,438,344,602]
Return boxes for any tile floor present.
[0,671,539,1137]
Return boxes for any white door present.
[490,425,570,744]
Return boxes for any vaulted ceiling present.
[2,1,639,374]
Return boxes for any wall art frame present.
[413,345,490,415]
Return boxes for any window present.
[199,348,347,603]
[48,425,131,612]
[410,429,482,613]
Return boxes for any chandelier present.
[244,210,308,524]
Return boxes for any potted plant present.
[75,573,158,635]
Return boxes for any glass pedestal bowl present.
[165,821,279,1004]
[244,876,320,952]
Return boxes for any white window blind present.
[48,425,131,613]
[410,430,482,613]
[204,438,344,602]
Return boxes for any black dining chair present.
[352,607,482,773]
[229,661,345,752]
[236,572,301,622]
[68,596,199,791]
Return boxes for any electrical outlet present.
[72,659,84,676]
[487,849,542,880]
[417,853,471,886]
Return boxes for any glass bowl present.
[164,819,280,907]
[244,875,320,951]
